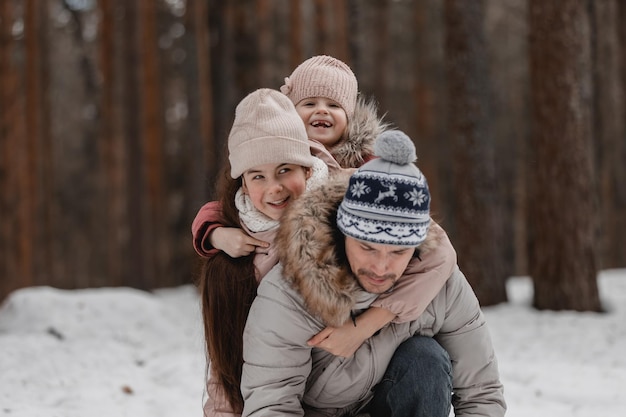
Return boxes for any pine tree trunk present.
[0,0,27,295]
[527,0,602,312]
[591,0,625,270]
[444,0,507,305]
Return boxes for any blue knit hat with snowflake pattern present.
[337,130,431,246]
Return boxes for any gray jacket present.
[241,177,506,417]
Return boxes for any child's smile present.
[296,97,348,148]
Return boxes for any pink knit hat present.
[280,55,358,120]
[228,88,314,179]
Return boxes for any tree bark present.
[444,0,507,305]
[0,0,27,296]
[527,0,602,311]
[412,0,447,224]
[485,0,529,277]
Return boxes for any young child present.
[281,54,382,168]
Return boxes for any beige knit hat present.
[228,88,314,179]
[280,55,358,120]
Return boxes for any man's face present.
[344,236,415,294]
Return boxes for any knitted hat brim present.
[337,204,430,247]
[229,136,314,178]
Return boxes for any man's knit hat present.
[337,130,431,246]
[228,88,314,179]
[280,55,358,120]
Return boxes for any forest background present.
[1,0,624,312]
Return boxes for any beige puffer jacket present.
[241,177,506,417]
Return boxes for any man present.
[241,130,506,417]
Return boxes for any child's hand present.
[307,322,368,358]
[307,307,395,357]
[210,227,270,258]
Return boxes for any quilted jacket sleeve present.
[435,268,507,417]
[241,268,314,416]
[191,201,224,258]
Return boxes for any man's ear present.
[305,166,313,180]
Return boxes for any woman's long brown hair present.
[197,165,258,413]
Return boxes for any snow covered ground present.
[1,269,625,417]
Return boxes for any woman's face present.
[241,163,311,220]
[295,97,348,149]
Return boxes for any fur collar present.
[275,173,441,327]
[330,96,390,168]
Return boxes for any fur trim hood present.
[330,95,390,168]
[275,173,443,327]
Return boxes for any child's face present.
[241,163,311,220]
[295,97,348,149]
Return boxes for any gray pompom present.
[373,130,416,165]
